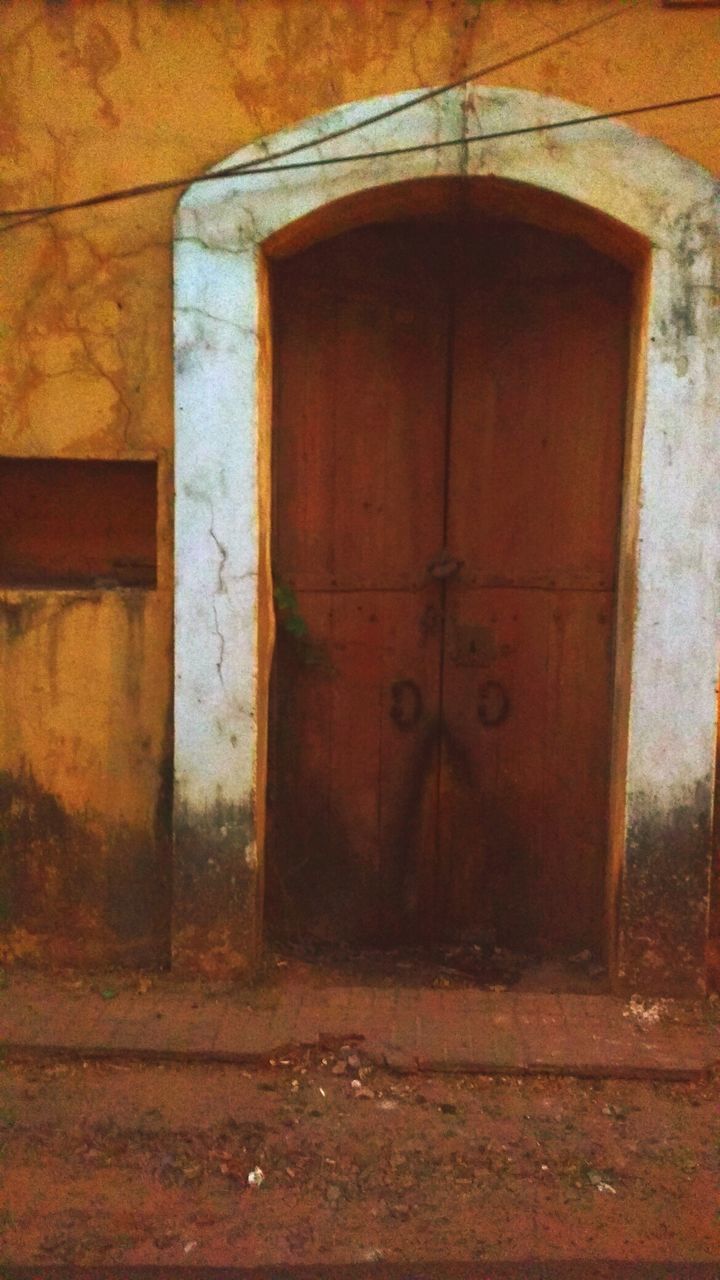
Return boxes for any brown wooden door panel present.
[439,232,628,953]
[539,590,615,951]
[272,224,450,591]
[437,589,550,946]
[270,223,452,944]
[270,216,630,958]
[267,588,442,942]
[438,587,615,951]
[377,587,444,941]
[448,254,629,589]
[271,282,338,588]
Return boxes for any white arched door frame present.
[173,85,719,992]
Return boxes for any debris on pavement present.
[587,1169,617,1194]
[623,995,669,1026]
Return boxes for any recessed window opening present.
[0,457,158,589]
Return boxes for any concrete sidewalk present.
[1,972,718,1078]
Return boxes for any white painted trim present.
[173,85,719,985]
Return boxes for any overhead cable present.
[173,91,720,177]
[1,86,716,239]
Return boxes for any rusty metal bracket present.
[427,550,463,580]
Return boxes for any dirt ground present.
[0,1042,719,1271]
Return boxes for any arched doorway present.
[266,212,630,963]
[173,86,718,994]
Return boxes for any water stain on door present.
[267,217,630,957]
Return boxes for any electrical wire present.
[2,86,716,239]
[0,0,652,235]
[170,91,720,178]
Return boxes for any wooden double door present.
[268,217,630,955]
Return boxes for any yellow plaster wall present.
[0,0,717,966]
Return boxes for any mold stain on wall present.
[620,781,714,995]
[0,591,171,966]
[173,796,259,977]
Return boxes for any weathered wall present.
[0,0,718,969]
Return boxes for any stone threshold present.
[1,974,718,1080]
